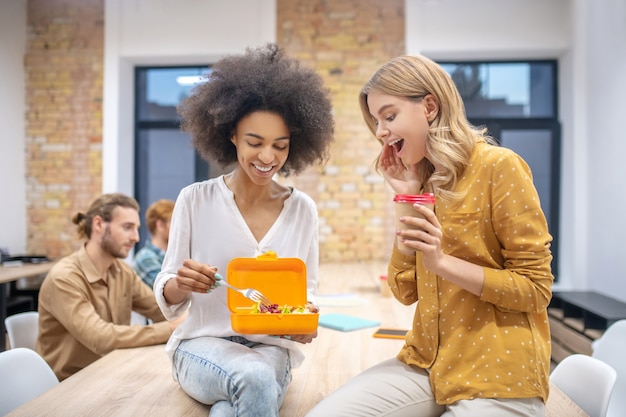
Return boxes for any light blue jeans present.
[173,336,292,417]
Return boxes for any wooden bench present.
[551,291,626,331]
[549,291,626,363]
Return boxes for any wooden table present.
[0,262,55,351]
[6,262,589,417]
[5,345,588,417]
[546,383,590,417]
[0,262,55,285]
[6,344,208,417]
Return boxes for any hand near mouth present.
[379,144,421,194]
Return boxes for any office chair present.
[592,320,626,417]
[4,311,39,350]
[0,347,59,415]
[550,353,617,417]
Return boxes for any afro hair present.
[177,43,335,176]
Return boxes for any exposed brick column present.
[277,0,404,262]
[25,0,104,258]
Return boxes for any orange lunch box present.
[226,251,319,334]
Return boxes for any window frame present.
[438,59,561,278]
[133,65,211,248]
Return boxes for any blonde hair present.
[359,54,495,202]
[72,193,139,239]
[145,199,175,235]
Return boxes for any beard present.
[100,225,130,258]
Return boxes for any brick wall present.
[277,0,405,262]
[23,0,404,263]
[25,0,104,258]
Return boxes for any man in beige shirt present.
[37,193,180,380]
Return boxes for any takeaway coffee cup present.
[379,275,392,297]
[393,193,436,252]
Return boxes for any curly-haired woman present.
[154,43,334,416]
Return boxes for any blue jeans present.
[173,336,292,417]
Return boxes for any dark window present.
[134,66,226,247]
[440,60,560,278]
[440,62,556,118]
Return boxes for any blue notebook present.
[318,313,381,332]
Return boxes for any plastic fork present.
[215,273,273,307]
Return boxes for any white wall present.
[102,0,277,195]
[406,0,570,60]
[0,0,27,255]
[562,0,590,293]
[584,0,626,300]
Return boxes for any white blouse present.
[154,176,319,367]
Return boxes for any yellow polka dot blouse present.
[389,141,554,405]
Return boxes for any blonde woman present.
[306,55,553,417]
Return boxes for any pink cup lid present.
[393,193,436,204]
